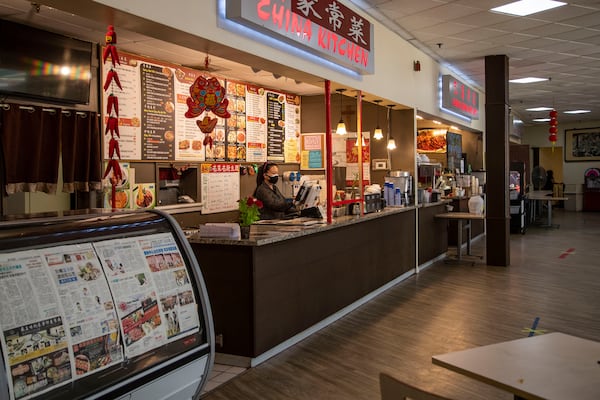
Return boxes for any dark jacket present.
[255,182,292,220]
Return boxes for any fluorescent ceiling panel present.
[526,107,554,111]
[564,110,591,114]
[491,0,566,17]
[509,77,549,83]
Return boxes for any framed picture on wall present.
[565,127,600,162]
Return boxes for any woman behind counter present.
[254,162,296,220]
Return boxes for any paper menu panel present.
[284,94,301,163]
[245,85,267,163]
[200,163,241,214]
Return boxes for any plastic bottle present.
[384,182,391,205]
[394,188,402,206]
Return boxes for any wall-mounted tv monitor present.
[0,19,92,104]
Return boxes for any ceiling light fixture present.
[526,107,554,112]
[491,0,566,17]
[509,77,549,84]
[533,118,551,122]
[564,110,591,114]
[373,100,383,140]
[386,105,396,150]
[335,88,347,135]
[416,115,423,120]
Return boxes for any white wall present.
[522,121,600,185]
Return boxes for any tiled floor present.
[201,364,247,395]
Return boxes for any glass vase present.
[240,225,251,239]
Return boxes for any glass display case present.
[0,210,214,400]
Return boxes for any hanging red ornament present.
[548,109,558,150]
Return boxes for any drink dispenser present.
[385,171,413,206]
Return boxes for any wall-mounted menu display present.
[200,163,240,214]
[101,49,301,164]
[245,85,268,162]
[284,94,302,163]
[446,132,462,172]
[266,92,285,161]
[101,50,206,161]
[0,226,203,400]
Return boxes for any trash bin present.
[564,183,583,211]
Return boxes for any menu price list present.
[266,92,285,161]
[0,233,201,400]
[141,63,175,160]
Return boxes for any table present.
[435,212,485,262]
[432,332,600,400]
[527,191,568,228]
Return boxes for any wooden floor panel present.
[201,210,600,399]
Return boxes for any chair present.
[380,372,454,400]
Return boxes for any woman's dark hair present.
[256,162,278,187]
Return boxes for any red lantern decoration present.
[548,109,558,150]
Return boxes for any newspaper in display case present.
[0,226,202,400]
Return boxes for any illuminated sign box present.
[441,74,480,120]
[225,0,374,74]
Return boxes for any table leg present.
[547,200,552,226]
[457,220,463,261]
[466,220,472,255]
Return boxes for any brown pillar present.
[485,55,510,266]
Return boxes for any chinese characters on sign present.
[225,0,374,73]
[441,75,480,120]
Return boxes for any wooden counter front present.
[189,208,416,362]
[418,202,449,265]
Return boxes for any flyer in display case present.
[0,210,213,400]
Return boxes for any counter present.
[188,207,416,365]
[417,201,450,265]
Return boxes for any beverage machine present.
[510,161,527,233]
[385,171,413,206]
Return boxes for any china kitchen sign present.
[440,74,480,120]
[224,0,374,74]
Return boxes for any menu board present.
[0,234,200,400]
[200,163,240,214]
[284,94,302,163]
[102,49,302,164]
[101,50,206,161]
[266,91,285,161]
[245,85,268,163]
[446,131,462,172]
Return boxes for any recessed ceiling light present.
[513,119,524,124]
[564,110,591,114]
[509,77,549,84]
[416,115,424,120]
[432,120,442,125]
[526,107,554,112]
[533,118,551,122]
[491,0,566,17]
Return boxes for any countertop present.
[188,206,416,246]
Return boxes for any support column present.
[485,55,510,266]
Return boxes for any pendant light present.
[335,88,347,135]
[386,104,396,150]
[373,100,383,140]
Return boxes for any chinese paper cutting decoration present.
[184,75,230,149]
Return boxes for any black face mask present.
[268,175,279,184]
